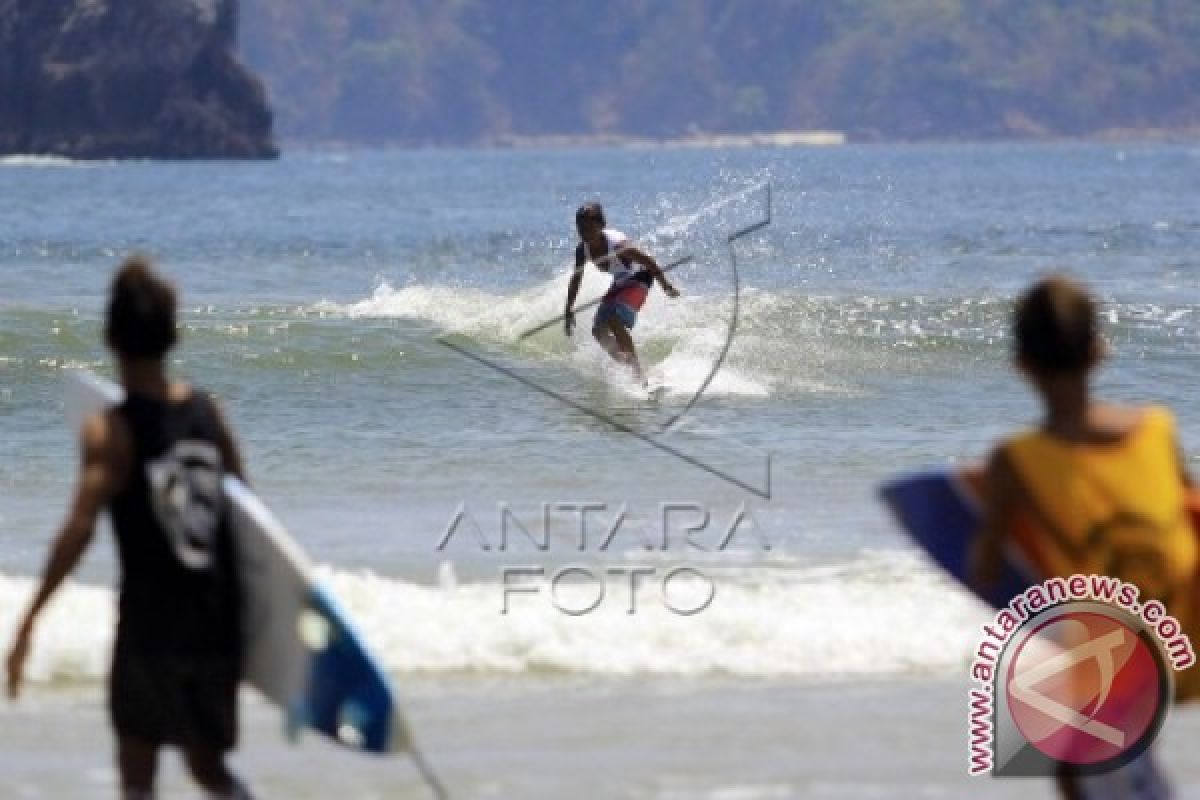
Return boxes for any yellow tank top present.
[1006,406,1200,701]
[1005,406,1196,602]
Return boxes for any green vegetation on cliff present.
[240,0,1200,143]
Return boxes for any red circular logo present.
[1005,610,1167,767]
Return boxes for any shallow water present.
[2,142,1199,795]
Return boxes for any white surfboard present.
[64,370,447,796]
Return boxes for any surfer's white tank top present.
[583,228,644,283]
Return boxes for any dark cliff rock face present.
[0,0,277,159]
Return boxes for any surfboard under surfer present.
[563,202,679,387]
[6,257,256,800]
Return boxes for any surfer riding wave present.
[563,202,679,387]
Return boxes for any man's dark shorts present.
[110,639,240,751]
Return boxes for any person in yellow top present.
[973,275,1195,799]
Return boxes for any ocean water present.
[2,143,1200,798]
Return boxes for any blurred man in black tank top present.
[7,257,255,800]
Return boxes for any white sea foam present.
[0,553,989,686]
[0,155,106,168]
[0,576,114,686]
[312,277,1200,402]
[314,277,848,399]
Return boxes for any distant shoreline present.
[4,127,1197,162]
[485,130,849,149]
[280,130,849,153]
[281,127,1199,153]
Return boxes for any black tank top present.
[109,389,242,656]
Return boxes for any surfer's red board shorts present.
[594,282,649,330]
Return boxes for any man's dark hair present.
[105,255,178,359]
[1014,275,1098,372]
[575,202,605,228]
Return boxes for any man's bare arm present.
[970,447,1019,589]
[7,413,121,698]
[564,245,585,335]
[624,246,679,297]
[209,395,247,483]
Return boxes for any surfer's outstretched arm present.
[624,246,680,298]
[564,244,585,336]
[6,412,122,698]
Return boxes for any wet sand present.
[6,676,1200,799]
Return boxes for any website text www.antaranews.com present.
[967,574,1195,775]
